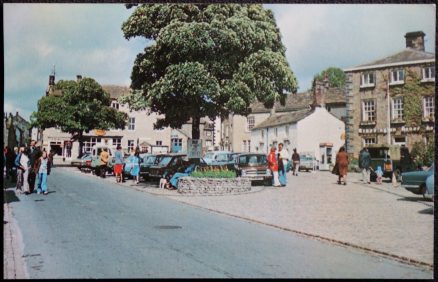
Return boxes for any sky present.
[3,3,436,121]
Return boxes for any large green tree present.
[312,67,346,90]
[31,78,127,156]
[120,4,298,139]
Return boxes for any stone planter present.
[177,177,251,195]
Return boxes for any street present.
[3,167,433,278]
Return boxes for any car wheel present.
[263,179,272,186]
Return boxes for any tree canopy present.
[31,77,127,155]
[119,4,298,139]
[312,67,346,90]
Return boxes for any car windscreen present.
[204,152,214,159]
[144,156,156,164]
[158,156,172,166]
[369,149,388,159]
[239,155,267,165]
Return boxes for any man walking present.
[359,147,371,184]
[291,148,300,176]
[277,143,289,186]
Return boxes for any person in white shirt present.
[19,148,30,194]
[277,143,290,187]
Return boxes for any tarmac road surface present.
[5,167,432,278]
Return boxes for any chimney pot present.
[49,75,55,86]
[405,31,425,52]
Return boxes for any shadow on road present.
[4,189,20,203]
[418,207,433,215]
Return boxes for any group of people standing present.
[3,140,53,195]
[101,145,142,184]
[267,143,301,187]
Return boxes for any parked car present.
[139,154,164,181]
[203,151,235,165]
[234,153,272,186]
[148,153,187,180]
[299,153,317,172]
[367,146,395,180]
[90,145,115,176]
[71,153,92,169]
[401,164,434,199]
[425,173,434,200]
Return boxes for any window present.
[362,100,376,122]
[393,136,406,146]
[127,140,135,151]
[360,72,375,87]
[242,140,251,152]
[112,138,121,148]
[111,101,119,110]
[422,66,435,82]
[363,137,376,146]
[391,97,404,121]
[156,141,162,146]
[389,69,404,85]
[423,96,435,118]
[205,140,212,147]
[128,117,135,131]
[247,116,255,131]
[83,137,98,153]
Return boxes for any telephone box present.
[319,143,333,171]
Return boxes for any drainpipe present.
[386,76,391,145]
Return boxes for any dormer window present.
[389,69,404,85]
[360,72,375,88]
[421,66,435,82]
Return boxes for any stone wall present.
[177,177,252,195]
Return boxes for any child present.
[375,166,383,185]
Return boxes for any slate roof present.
[345,48,435,71]
[252,108,314,130]
[101,85,130,99]
[249,87,345,113]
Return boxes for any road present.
[5,167,432,278]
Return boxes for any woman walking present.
[34,151,52,195]
[335,146,349,185]
[268,146,281,187]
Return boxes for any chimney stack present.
[76,75,82,82]
[405,31,425,52]
[49,75,55,86]
[313,79,325,108]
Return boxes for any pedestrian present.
[127,148,141,184]
[113,145,124,183]
[375,166,383,185]
[66,141,72,158]
[99,148,109,178]
[28,140,42,193]
[291,148,300,176]
[268,146,281,187]
[34,151,52,195]
[335,146,349,185]
[359,147,371,184]
[17,147,31,194]
[277,143,289,186]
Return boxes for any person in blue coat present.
[127,148,141,184]
[169,163,196,189]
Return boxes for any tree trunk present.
[192,116,200,140]
[78,131,84,158]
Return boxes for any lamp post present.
[386,75,391,146]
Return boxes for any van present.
[203,151,234,165]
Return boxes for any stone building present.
[220,79,346,153]
[343,31,435,159]
[3,112,31,148]
[41,74,216,158]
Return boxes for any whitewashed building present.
[251,107,345,170]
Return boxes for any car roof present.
[236,152,266,156]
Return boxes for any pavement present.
[3,167,434,278]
